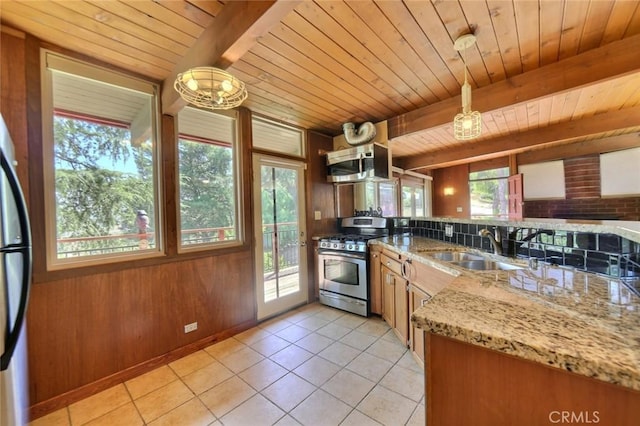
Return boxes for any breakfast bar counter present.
[371,235,640,425]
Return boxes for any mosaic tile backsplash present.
[397,220,640,282]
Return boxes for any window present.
[469,167,509,218]
[402,181,426,217]
[177,107,241,250]
[252,116,305,157]
[359,181,398,217]
[42,51,162,269]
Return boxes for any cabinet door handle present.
[420,297,431,307]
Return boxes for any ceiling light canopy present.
[174,67,247,110]
[453,34,481,140]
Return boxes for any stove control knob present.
[333,243,338,249]
[348,244,353,250]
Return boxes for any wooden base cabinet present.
[425,333,640,426]
[380,250,408,346]
[408,284,430,369]
[369,246,382,315]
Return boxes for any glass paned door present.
[253,155,307,320]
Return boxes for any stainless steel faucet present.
[479,228,502,255]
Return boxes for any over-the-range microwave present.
[326,142,391,183]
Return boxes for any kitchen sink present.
[429,251,485,262]
[451,260,524,271]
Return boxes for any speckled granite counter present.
[371,236,640,391]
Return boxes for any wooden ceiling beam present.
[399,105,640,170]
[161,0,301,115]
[516,132,640,165]
[388,34,640,139]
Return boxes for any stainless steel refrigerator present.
[0,115,32,426]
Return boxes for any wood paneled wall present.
[564,155,601,199]
[305,131,338,300]
[432,164,470,218]
[0,28,339,419]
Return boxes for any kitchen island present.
[371,235,640,426]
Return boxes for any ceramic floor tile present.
[198,376,256,418]
[379,364,424,402]
[217,345,265,373]
[406,403,426,426]
[317,341,361,367]
[312,308,346,322]
[274,324,312,343]
[134,379,194,423]
[340,410,383,426]
[219,394,285,426]
[235,326,273,346]
[321,369,376,407]
[250,334,291,357]
[181,359,235,395]
[296,315,330,331]
[355,319,390,337]
[273,414,302,425]
[168,350,215,377]
[204,337,246,360]
[125,365,179,400]
[396,351,423,373]
[289,389,351,426]
[356,385,417,426]
[346,352,393,383]
[269,344,313,370]
[68,384,131,425]
[28,408,70,426]
[84,402,143,426]
[147,397,216,426]
[365,338,408,364]
[339,330,378,351]
[332,313,367,330]
[293,356,341,386]
[238,358,288,391]
[262,372,316,412]
[258,317,294,334]
[316,322,352,340]
[294,332,334,354]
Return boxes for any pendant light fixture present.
[174,66,248,110]
[453,34,481,140]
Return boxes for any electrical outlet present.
[314,210,322,220]
[445,224,454,237]
[184,322,198,333]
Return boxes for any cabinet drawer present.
[381,253,402,276]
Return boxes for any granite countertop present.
[371,236,640,391]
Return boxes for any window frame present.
[175,107,244,253]
[41,49,164,270]
[468,166,510,218]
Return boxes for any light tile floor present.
[30,303,425,426]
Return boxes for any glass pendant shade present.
[174,67,247,110]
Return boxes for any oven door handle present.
[318,251,366,260]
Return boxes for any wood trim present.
[161,114,178,256]
[162,1,301,115]
[400,106,640,170]
[28,318,257,421]
[388,34,640,139]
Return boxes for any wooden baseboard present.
[29,319,257,421]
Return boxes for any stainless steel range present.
[317,214,391,316]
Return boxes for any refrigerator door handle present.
[0,150,32,371]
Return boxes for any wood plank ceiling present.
[1,0,640,171]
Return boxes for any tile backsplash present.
[400,220,640,281]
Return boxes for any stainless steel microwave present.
[326,142,391,183]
